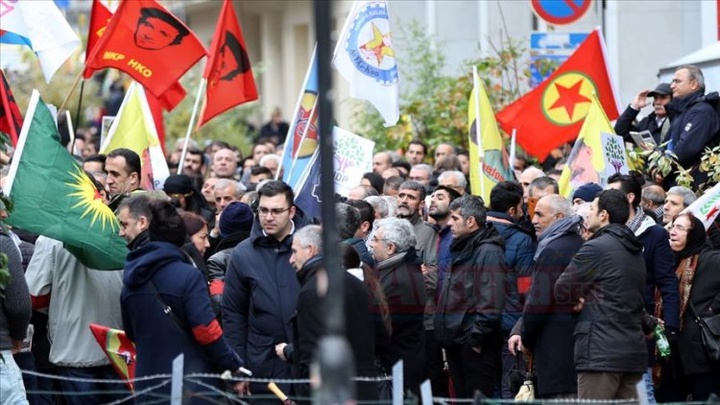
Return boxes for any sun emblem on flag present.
[541,71,597,126]
[66,167,119,232]
[346,2,398,86]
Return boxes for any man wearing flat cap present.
[614,82,673,145]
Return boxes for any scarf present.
[534,215,583,261]
[676,255,699,329]
[626,208,646,234]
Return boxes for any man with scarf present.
[555,189,649,399]
[607,173,680,403]
[508,194,584,398]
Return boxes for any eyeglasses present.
[258,207,291,217]
[671,223,690,232]
[168,192,192,200]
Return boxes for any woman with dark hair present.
[360,172,384,195]
[121,199,248,402]
[657,213,720,400]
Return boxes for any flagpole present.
[58,70,86,113]
[65,110,76,155]
[509,128,517,172]
[177,78,207,175]
[472,66,486,200]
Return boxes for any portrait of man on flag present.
[133,7,190,51]
[215,32,251,82]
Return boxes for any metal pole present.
[313,0,355,403]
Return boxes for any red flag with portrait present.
[0,70,23,146]
[84,0,207,98]
[495,28,620,161]
[198,0,258,127]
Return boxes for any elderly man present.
[212,148,239,179]
[278,225,379,401]
[528,176,559,200]
[518,167,545,203]
[660,65,720,188]
[437,170,467,196]
[434,195,507,398]
[434,143,456,163]
[368,217,427,395]
[641,184,666,221]
[508,194,583,398]
[662,186,697,226]
[409,164,434,190]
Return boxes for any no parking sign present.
[531,0,592,25]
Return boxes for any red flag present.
[198,0,258,127]
[84,0,207,98]
[496,29,620,160]
[0,70,23,146]
[85,0,113,65]
[146,88,168,154]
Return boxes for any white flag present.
[333,1,399,127]
[0,0,80,82]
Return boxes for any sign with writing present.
[333,126,375,196]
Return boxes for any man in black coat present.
[368,217,427,395]
[659,65,720,188]
[555,189,648,399]
[509,194,584,398]
[277,225,378,402]
[614,83,672,145]
[434,195,507,398]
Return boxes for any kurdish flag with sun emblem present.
[5,90,128,270]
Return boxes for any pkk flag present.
[5,90,129,270]
[496,28,620,161]
[279,52,319,190]
[86,0,113,64]
[333,0,399,127]
[198,0,258,127]
[100,82,170,191]
[89,324,136,391]
[558,95,614,198]
[468,68,514,203]
[0,70,23,146]
[84,0,207,98]
[0,0,80,82]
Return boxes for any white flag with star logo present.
[333,1,399,127]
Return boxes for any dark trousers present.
[55,365,128,405]
[501,333,525,398]
[577,372,642,399]
[445,338,502,399]
[424,330,448,397]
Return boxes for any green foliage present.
[352,19,530,154]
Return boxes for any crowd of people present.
[0,64,719,404]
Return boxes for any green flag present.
[6,90,128,269]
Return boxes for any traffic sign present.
[531,0,592,25]
[529,32,589,87]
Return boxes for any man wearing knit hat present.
[571,183,603,207]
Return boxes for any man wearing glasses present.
[222,180,310,397]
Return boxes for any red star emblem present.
[549,79,591,120]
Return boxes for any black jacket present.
[555,224,648,373]
[221,210,310,395]
[677,248,720,375]
[290,256,378,402]
[522,228,584,397]
[614,105,668,145]
[664,90,720,187]
[434,225,508,347]
[375,248,427,394]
